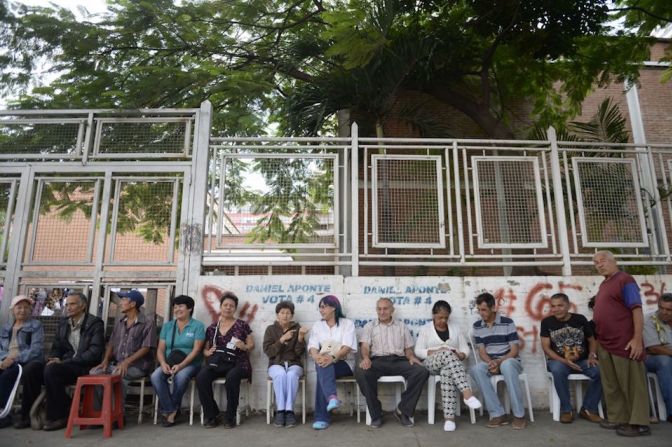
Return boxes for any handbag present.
[165,322,188,367]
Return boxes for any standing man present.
[593,250,650,437]
[470,292,527,429]
[643,292,672,423]
[355,298,429,428]
[41,292,104,431]
[540,292,602,423]
[90,290,157,403]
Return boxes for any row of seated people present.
[0,251,669,438]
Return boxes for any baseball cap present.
[117,289,145,308]
[10,295,34,309]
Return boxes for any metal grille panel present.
[109,179,181,263]
[0,120,83,156]
[215,155,336,246]
[0,180,17,265]
[29,179,100,263]
[472,157,547,248]
[95,118,191,155]
[572,158,647,247]
[372,155,445,248]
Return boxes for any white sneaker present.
[443,420,456,432]
[463,396,482,410]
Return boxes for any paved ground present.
[1,410,670,447]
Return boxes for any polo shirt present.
[472,313,519,359]
[160,317,206,366]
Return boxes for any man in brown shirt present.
[90,290,157,402]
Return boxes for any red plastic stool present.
[65,374,124,438]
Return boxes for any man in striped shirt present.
[470,292,526,429]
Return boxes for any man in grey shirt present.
[355,298,428,428]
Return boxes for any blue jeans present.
[314,360,352,423]
[470,358,524,418]
[151,364,200,415]
[547,359,602,413]
[645,354,672,416]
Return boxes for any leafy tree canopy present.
[0,0,669,138]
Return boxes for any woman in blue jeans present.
[151,295,205,427]
[307,295,357,430]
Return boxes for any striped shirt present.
[360,319,414,357]
[472,313,519,359]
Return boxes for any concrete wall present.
[193,274,667,414]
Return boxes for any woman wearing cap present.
[263,300,309,428]
[197,291,254,429]
[414,300,481,432]
[307,295,357,430]
[0,295,44,429]
[151,295,205,427]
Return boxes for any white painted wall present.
[192,275,666,417]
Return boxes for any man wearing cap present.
[39,291,104,431]
[0,295,44,429]
[90,290,157,403]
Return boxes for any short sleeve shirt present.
[360,319,414,357]
[540,313,593,361]
[109,312,157,373]
[643,311,672,349]
[205,319,253,376]
[160,318,206,366]
[472,314,519,359]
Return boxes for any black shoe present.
[43,418,68,431]
[370,417,383,429]
[0,416,12,429]
[285,411,297,428]
[161,415,176,428]
[223,419,236,429]
[599,420,621,430]
[274,411,285,427]
[13,418,31,429]
[393,407,414,428]
[616,424,651,437]
[204,415,221,429]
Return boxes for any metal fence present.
[207,127,672,275]
[3,102,672,304]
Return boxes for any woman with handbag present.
[0,295,44,429]
[151,295,205,427]
[414,300,481,432]
[196,291,254,429]
[263,301,309,428]
[307,295,357,430]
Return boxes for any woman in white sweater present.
[415,300,481,432]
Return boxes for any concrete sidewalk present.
[1,411,670,447]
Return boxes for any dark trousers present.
[18,361,45,421]
[355,355,429,420]
[0,363,21,414]
[196,363,249,423]
[44,362,89,421]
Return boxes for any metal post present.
[548,127,572,275]
[351,122,359,276]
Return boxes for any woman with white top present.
[415,300,481,432]
[307,295,357,430]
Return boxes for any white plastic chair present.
[364,375,407,425]
[199,377,250,425]
[427,374,476,424]
[153,378,196,425]
[126,376,153,424]
[266,375,306,424]
[0,364,22,419]
[543,353,604,421]
[647,372,668,421]
[470,336,534,422]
